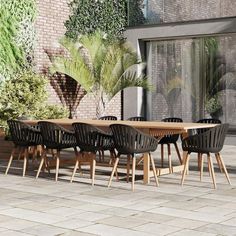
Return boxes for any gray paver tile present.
[163,218,208,229]
[76,223,155,236]
[0,219,39,230]
[96,216,145,229]
[196,223,236,236]
[135,222,181,235]
[168,229,217,236]
[22,224,68,236]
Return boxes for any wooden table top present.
[25,118,217,131]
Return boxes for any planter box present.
[0,128,14,160]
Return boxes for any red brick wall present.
[34,0,121,119]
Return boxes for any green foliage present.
[205,96,222,114]
[65,0,127,41]
[0,7,25,80]
[0,0,37,80]
[49,32,151,117]
[0,70,69,128]
[34,105,69,119]
[0,70,48,120]
[127,0,145,26]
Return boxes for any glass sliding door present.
[147,38,202,122]
[147,34,236,130]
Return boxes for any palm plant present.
[49,31,150,118]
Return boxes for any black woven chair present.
[181,124,231,188]
[99,116,117,120]
[5,120,42,177]
[36,121,77,181]
[127,116,146,121]
[109,124,159,191]
[197,118,221,133]
[158,117,183,172]
[71,122,116,185]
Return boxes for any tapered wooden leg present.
[23,148,29,177]
[132,157,136,191]
[215,153,223,173]
[167,144,172,173]
[208,153,216,189]
[36,151,45,179]
[200,153,204,181]
[108,157,119,187]
[5,148,16,175]
[197,153,201,171]
[150,153,159,187]
[174,143,182,164]
[18,147,23,160]
[136,155,144,166]
[55,151,60,182]
[127,155,131,183]
[208,155,212,177]
[217,153,231,185]
[91,154,96,186]
[181,153,189,186]
[71,158,79,183]
[161,144,164,168]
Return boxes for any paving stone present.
[196,223,236,236]
[135,222,181,235]
[168,229,217,236]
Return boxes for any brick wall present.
[34,0,121,119]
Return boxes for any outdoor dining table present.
[25,119,216,184]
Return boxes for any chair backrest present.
[162,117,183,123]
[72,122,103,152]
[127,116,146,121]
[182,123,229,153]
[110,124,157,155]
[99,116,117,120]
[38,121,65,148]
[197,118,221,124]
[197,118,221,134]
[159,117,183,143]
[7,120,41,146]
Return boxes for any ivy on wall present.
[3,0,37,64]
[0,0,37,80]
[65,0,127,41]
[0,8,24,80]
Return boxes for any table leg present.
[143,152,151,184]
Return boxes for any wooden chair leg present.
[18,147,23,160]
[217,153,231,185]
[127,155,131,183]
[36,149,46,179]
[161,144,164,168]
[215,153,223,173]
[70,158,79,183]
[5,147,16,175]
[167,144,172,173]
[91,154,96,186]
[200,153,204,181]
[23,147,29,177]
[132,157,136,191]
[136,155,144,166]
[197,153,201,171]
[181,153,189,186]
[150,153,159,187]
[108,156,120,187]
[174,142,182,164]
[207,153,216,189]
[55,151,60,182]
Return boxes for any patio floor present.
[0,144,236,236]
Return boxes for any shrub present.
[0,70,69,129]
[34,104,69,119]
